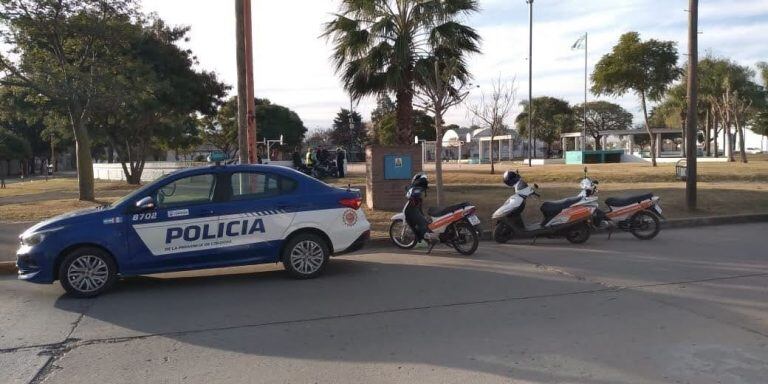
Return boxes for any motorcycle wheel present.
[565,222,591,244]
[389,219,417,249]
[629,210,660,240]
[493,221,513,244]
[452,222,479,255]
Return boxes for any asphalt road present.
[1,223,766,384]
[0,223,32,262]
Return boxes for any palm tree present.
[323,0,480,145]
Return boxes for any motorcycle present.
[389,174,481,255]
[578,168,664,240]
[311,159,339,179]
[492,170,598,244]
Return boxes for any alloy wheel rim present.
[392,221,415,246]
[290,240,324,275]
[67,255,109,293]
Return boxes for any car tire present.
[282,233,330,279]
[59,247,118,298]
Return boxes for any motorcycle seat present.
[540,196,582,217]
[605,193,653,207]
[428,202,470,217]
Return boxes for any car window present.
[156,174,216,208]
[230,172,297,201]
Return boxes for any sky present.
[140,0,768,144]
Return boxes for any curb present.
[2,213,766,275]
[0,262,16,275]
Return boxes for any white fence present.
[93,161,297,182]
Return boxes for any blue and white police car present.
[16,164,370,297]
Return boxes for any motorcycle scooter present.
[389,174,481,255]
[492,171,598,244]
[578,168,664,240]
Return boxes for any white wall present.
[93,161,296,182]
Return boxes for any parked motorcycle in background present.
[389,174,481,255]
[578,167,664,240]
[493,170,598,244]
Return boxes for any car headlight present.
[20,228,59,246]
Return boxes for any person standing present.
[305,147,315,168]
[336,147,346,178]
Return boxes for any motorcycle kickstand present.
[531,236,538,245]
[426,241,436,254]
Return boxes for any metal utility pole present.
[235,0,248,164]
[685,0,698,210]
[583,32,588,149]
[243,0,257,164]
[526,0,533,167]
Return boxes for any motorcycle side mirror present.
[533,183,539,189]
[594,180,599,185]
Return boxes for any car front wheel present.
[282,233,330,279]
[59,247,117,298]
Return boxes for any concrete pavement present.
[0,223,766,383]
[0,223,31,263]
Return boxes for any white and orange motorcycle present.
[492,170,598,244]
[578,168,663,240]
[389,174,481,255]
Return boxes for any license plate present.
[468,215,481,225]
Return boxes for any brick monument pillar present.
[365,145,423,210]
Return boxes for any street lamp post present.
[685,0,698,210]
[526,0,533,167]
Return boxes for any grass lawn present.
[1,157,766,238]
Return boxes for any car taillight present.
[339,197,362,210]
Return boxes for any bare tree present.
[466,77,518,174]
[415,58,471,207]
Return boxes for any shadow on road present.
[44,239,768,383]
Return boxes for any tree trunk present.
[640,91,657,166]
[69,107,95,201]
[594,135,602,150]
[712,110,719,158]
[395,87,414,145]
[434,112,444,208]
[489,134,495,175]
[736,117,747,163]
[704,109,711,157]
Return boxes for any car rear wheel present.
[282,233,330,279]
[59,247,117,298]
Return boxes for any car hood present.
[22,206,113,235]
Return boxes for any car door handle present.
[199,209,215,215]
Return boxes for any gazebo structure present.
[561,128,686,163]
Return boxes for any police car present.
[16,164,370,297]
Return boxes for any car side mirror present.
[135,196,156,212]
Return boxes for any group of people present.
[292,145,346,178]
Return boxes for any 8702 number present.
[132,212,157,221]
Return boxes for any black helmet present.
[502,170,520,187]
[411,173,428,189]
